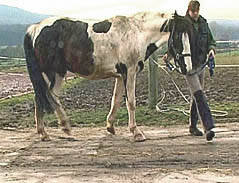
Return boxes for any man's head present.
[187,0,200,21]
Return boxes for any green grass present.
[0,65,27,73]
[218,50,239,57]
[0,58,27,73]
[216,51,239,65]
[0,91,237,129]
[0,93,33,107]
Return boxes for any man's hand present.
[208,49,216,77]
[162,53,175,71]
[162,53,168,62]
[208,49,215,58]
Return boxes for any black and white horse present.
[24,12,171,141]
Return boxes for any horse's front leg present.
[126,67,146,142]
[106,77,124,135]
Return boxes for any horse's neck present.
[141,17,170,46]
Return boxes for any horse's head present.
[161,11,194,75]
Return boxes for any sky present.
[1,0,239,20]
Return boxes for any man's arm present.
[207,25,216,55]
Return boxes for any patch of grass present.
[63,76,85,90]
[61,106,189,128]
[0,58,27,73]
[0,66,27,73]
[66,108,108,127]
[0,89,238,129]
[218,50,239,57]
[0,93,33,107]
[210,102,239,120]
[216,52,239,65]
[0,93,35,128]
[5,66,27,73]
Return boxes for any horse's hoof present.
[41,135,51,141]
[62,128,71,136]
[134,132,146,142]
[107,126,115,135]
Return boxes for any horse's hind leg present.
[35,100,50,141]
[106,77,124,135]
[54,101,71,135]
[51,73,71,135]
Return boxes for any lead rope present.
[150,57,228,117]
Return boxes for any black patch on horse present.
[35,18,94,77]
[93,20,112,33]
[144,43,158,61]
[138,61,144,72]
[115,63,128,100]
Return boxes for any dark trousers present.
[185,69,214,131]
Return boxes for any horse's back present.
[25,15,145,80]
[25,17,96,76]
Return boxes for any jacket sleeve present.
[207,25,216,53]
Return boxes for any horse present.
[24,12,171,142]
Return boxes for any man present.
[163,0,216,141]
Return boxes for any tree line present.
[209,21,239,41]
[0,21,239,58]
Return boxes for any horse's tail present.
[24,33,58,113]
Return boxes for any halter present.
[167,23,192,75]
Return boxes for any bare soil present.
[0,72,32,99]
[1,67,239,107]
[0,67,239,182]
[0,124,239,182]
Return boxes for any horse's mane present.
[132,11,171,21]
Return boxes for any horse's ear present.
[160,19,169,32]
[172,10,179,20]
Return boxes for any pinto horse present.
[24,12,170,141]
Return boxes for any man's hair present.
[188,0,200,12]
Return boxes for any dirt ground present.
[1,67,239,106]
[0,72,32,100]
[0,123,239,183]
[0,67,239,182]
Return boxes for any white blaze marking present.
[182,32,192,72]
[27,16,63,47]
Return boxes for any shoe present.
[189,126,203,136]
[206,130,215,141]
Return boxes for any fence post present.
[148,53,159,109]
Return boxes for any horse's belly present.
[75,60,120,80]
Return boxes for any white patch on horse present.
[182,32,192,72]
[27,16,64,47]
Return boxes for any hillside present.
[0,24,28,46]
[0,4,239,46]
[209,19,239,27]
[0,5,50,25]
[0,5,51,46]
